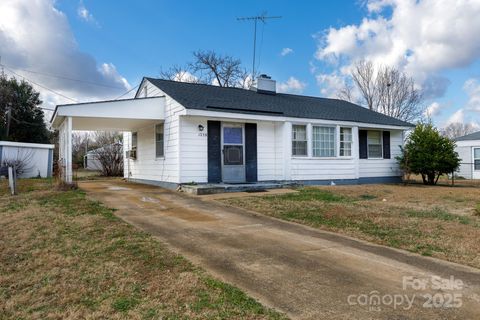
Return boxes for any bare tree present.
[1,149,35,176]
[339,60,424,122]
[441,122,478,139]
[72,132,91,167]
[159,65,200,83]
[159,50,253,88]
[91,132,124,176]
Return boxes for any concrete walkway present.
[79,180,480,320]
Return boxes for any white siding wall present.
[1,144,52,178]
[274,122,285,180]
[359,129,403,178]
[291,158,357,181]
[455,140,480,179]
[456,146,472,178]
[179,116,208,183]
[257,121,279,181]
[123,80,183,184]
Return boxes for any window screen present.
[475,148,480,171]
[155,124,164,158]
[131,132,138,149]
[368,131,383,158]
[292,125,307,156]
[340,127,352,157]
[223,127,243,144]
[312,126,335,157]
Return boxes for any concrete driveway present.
[79,180,480,320]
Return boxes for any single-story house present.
[0,141,54,178]
[455,131,480,179]
[51,75,413,187]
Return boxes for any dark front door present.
[222,123,246,183]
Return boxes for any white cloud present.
[0,0,129,119]
[424,102,444,118]
[463,78,480,112]
[77,1,96,24]
[280,48,293,56]
[278,77,307,94]
[315,0,480,99]
[442,78,480,127]
[446,109,465,125]
[316,73,346,98]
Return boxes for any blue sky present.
[58,0,361,89]
[1,0,480,127]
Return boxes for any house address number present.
[198,133,207,137]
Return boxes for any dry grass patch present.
[0,179,286,320]
[221,185,480,269]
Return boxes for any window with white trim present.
[312,126,335,157]
[155,123,164,158]
[367,131,383,158]
[131,132,138,150]
[340,127,352,157]
[292,125,307,156]
[474,148,480,171]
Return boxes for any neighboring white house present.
[83,143,123,171]
[83,150,102,171]
[455,131,480,179]
[0,141,54,178]
[51,75,413,187]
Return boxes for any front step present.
[179,182,298,195]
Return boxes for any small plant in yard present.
[396,123,460,185]
[112,297,139,312]
[475,203,480,216]
[359,194,377,200]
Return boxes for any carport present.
[50,96,165,183]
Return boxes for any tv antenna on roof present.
[237,12,281,78]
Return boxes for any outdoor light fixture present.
[198,124,204,131]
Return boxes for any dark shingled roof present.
[455,131,480,141]
[146,78,414,127]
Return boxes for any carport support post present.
[65,116,73,183]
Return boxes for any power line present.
[2,65,78,102]
[237,13,281,77]
[114,84,139,100]
[0,64,125,89]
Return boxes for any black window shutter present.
[359,130,368,159]
[383,131,391,159]
[245,123,258,182]
[207,121,222,183]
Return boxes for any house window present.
[367,131,383,158]
[131,132,138,150]
[474,148,480,171]
[312,126,335,157]
[155,123,164,158]
[340,127,352,157]
[292,125,307,156]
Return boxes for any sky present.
[0,0,480,128]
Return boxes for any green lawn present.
[0,179,286,319]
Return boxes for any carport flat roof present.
[50,96,165,131]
